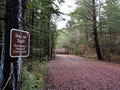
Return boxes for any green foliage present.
[98,0,120,58]
[56,29,87,55]
[22,60,47,90]
[58,0,120,59]
[104,0,120,33]
[26,0,63,59]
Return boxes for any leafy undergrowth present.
[22,60,47,90]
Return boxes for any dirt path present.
[47,55,120,90]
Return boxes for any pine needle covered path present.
[47,55,120,90]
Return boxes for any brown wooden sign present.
[10,29,30,57]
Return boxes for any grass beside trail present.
[22,59,47,90]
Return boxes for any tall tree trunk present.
[29,11,34,59]
[1,0,24,90]
[109,29,112,40]
[85,28,89,42]
[92,0,103,60]
[22,0,26,29]
[47,16,51,61]
[0,21,2,59]
[31,11,35,26]
[98,0,103,37]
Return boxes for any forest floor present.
[47,54,120,90]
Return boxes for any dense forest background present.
[56,0,120,62]
[0,0,120,61]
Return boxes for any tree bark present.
[0,21,2,59]
[1,0,24,90]
[92,0,103,60]
[0,17,5,21]
[22,0,27,29]
[29,11,35,59]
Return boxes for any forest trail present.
[47,54,120,90]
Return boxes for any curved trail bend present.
[47,55,120,90]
